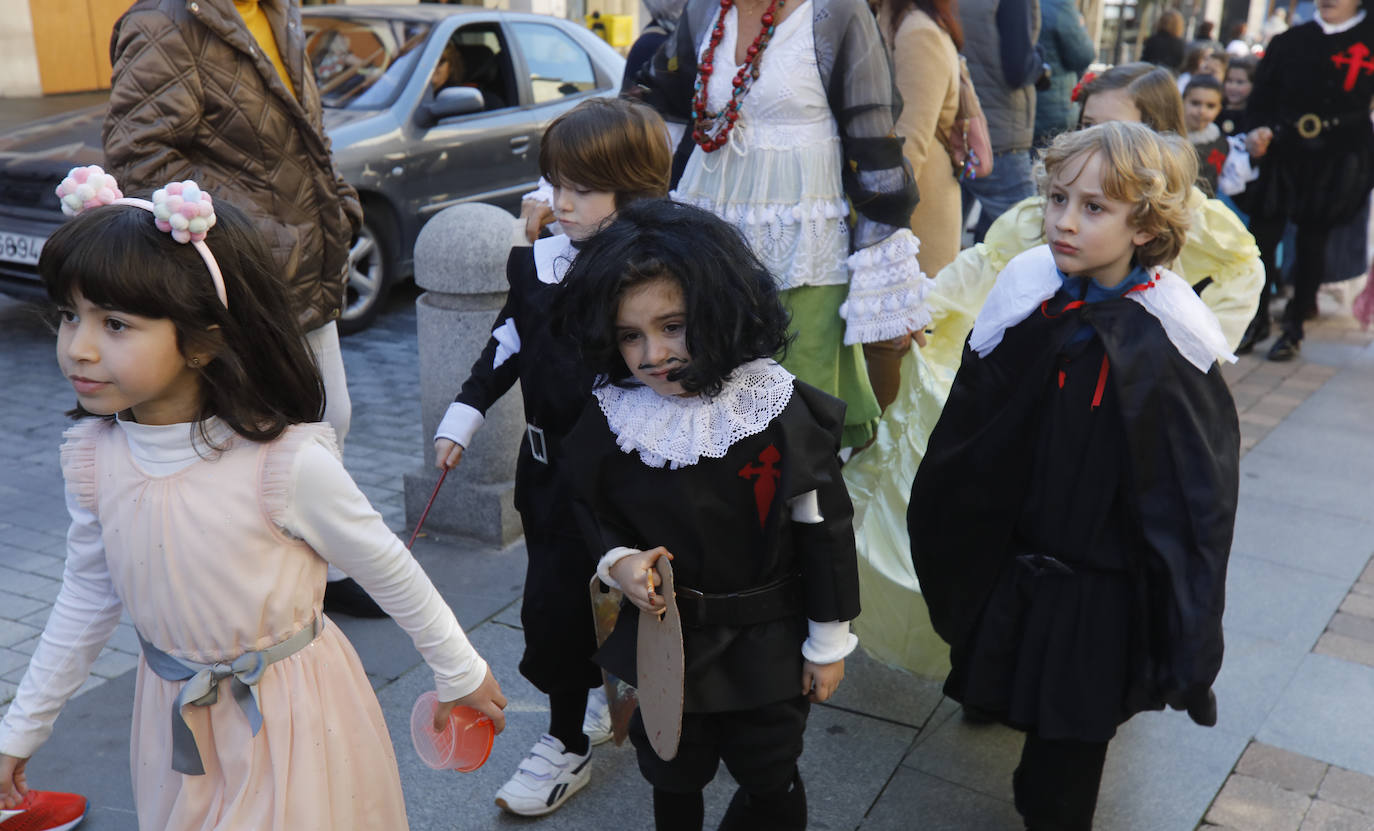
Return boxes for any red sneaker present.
[0,791,87,831]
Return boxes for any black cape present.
[908,291,1239,739]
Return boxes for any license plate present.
[0,230,45,266]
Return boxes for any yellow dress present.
[843,189,1263,676]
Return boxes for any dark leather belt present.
[1292,110,1368,139]
[674,574,803,627]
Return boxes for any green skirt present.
[779,284,880,448]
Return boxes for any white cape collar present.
[968,245,1236,372]
[593,359,796,468]
[532,233,577,285]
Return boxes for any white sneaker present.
[494,734,592,816]
[583,686,613,746]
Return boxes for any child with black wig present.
[558,200,861,831]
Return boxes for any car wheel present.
[339,211,394,335]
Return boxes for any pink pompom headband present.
[55,165,228,309]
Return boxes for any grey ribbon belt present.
[137,615,324,775]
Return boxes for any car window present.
[437,24,516,112]
[304,17,432,110]
[510,22,597,104]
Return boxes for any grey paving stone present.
[1237,451,1371,524]
[1237,742,1330,796]
[1340,593,1374,619]
[1329,612,1374,643]
[88,648,140,679]
[902,698,1021,799]
[0,619,40,648]
[1211,630,1308,737]
[1319,767,1374,816]
[824,644,945,730]
[1260,654,1374,779]
[1300,800,1374,831]
[1204,774,1311,831]
[0,648,29,677]
[1094,711,1250,831]
[1228,493,1374,582]
[1223,555,1351,652]
[860,766,1023,830]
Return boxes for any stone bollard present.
[404,203,524,546]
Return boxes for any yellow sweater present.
[235,0,294,99]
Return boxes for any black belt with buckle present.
[1292,110,1367,139]
[674,574,803,627]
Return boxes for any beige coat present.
[882,8,962,277]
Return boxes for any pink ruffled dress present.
[55,420,407,829]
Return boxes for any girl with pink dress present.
[0,167,507,831]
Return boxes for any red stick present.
[407,467,450,549]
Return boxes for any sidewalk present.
[2,289,1373,830]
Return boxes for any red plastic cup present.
[410,690,494,772]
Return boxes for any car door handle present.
[509,135,530,153]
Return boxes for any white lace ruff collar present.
[533,233,577,285]
[593,359,795,468]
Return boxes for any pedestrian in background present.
[630,0,927,449]
[102,0,378,616]
[621,0,690,89]
[1240,0,1374,359]
[1141,10,1186,70]
[873,0,962,410]
[958,0,1044,242]
[1033,0,1097,147]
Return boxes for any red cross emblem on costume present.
[738,444,781,528]
[1331,43,1374,92]
[1207,148,1227,175]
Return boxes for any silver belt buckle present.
[527,423,548,464]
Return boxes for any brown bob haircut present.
[539,97,672,207]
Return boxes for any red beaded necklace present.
[691,0,787,152]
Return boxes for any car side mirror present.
[417,86,485,126]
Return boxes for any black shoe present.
[961,704,997,725]
[1235,315,1270,355]
[1266,333,1301,362]
[324,577,388,618]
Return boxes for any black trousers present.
[518,528,603,694]
[1012,733,1110,831]
[1250,214,1332,341]
[633,698,810,830]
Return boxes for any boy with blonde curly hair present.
[909,121,1242,831]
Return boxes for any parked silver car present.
[0,4,624,332]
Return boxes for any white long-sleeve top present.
[0,417,485,759]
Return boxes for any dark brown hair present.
[539,97,672,207]
[888,0,964,50]
[40,199,324,443]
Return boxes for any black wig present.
[555,199,791,397]
[40,199,324,442]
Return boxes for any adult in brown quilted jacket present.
[103,0,362,337]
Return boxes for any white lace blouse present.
[672,1,933,344]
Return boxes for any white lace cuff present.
[596,546,642,590]
[801,619,857,664]
[839,229,935,345]
[435,402,484,449]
